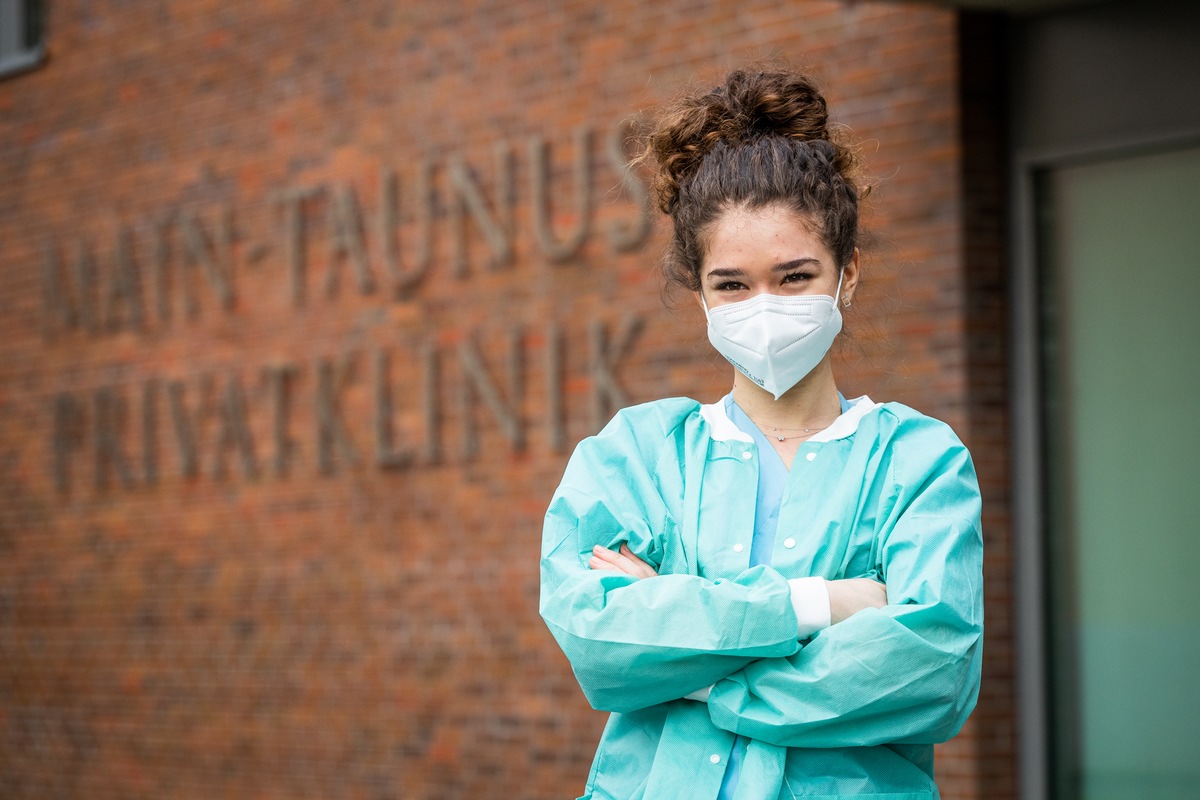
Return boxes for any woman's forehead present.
[704,206,831,268]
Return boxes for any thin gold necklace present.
[737,394,840,442]
[762,424,830,442]
[744,413,838,442]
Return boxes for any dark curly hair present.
[643,68,863,292]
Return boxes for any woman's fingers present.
[618,544,659,578]
[588,544,658,579]
[589,545,624,570]
[588,553,623,571]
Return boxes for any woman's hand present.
[587,546,883,624]
[589,544,658,579]
[826,578,888,624]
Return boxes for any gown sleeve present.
[704,415,984,748]
[539,401,803,715]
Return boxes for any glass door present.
[1039,144,1200,800]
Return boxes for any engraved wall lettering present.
[37,120,664,494]
[52,392,85,492]
[93,386,136,491]
[449,144,514,277]
[421,342,441,465]
[544,323,565,453]
[106,226,146,331]
[373,347,414,470]
[178,206,235,315]
[168,376,211,479]
[276,185,323,307]
[530,127,592,263]
[264,363,299,477]
[458,328,524,460]
[262,364,297,482]
[325,185,376,298]
[149,219,172,323]
[142,379,159,486]
[589,314,643,431]
[316,354,360,474]
[212,375,258,480]
[605,119,653,253]
[71,240,102,334]
[379,163,433,299]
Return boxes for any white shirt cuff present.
[788,576,832,639]
[683,685,712,702]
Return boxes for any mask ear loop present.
[837,268,854,308]
[698,290,712,328]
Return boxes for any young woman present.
[539,68,983,800]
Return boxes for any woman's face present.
[697,204,857,309]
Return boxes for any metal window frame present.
[1010,125,1200,800]
[0,0,45,78]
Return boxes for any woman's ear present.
[841,248,860,307]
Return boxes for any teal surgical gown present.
[539,395,983,800]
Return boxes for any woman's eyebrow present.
[706,258,821,280]
[705,267,745,279]
[773,258,821,272]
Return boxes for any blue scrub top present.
[717,392,852,799]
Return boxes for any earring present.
[841,295,852,308]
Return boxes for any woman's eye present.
[715,281,746,291]
[782,272,813,284]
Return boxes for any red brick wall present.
[0,1,1014,798]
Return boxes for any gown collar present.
[699,392,881,444]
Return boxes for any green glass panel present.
[1044,145,1200,800]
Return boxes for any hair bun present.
[721,69,830,142]
[646,68,857,214]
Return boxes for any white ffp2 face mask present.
[703,274,843,400]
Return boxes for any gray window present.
[0,0,44,78]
